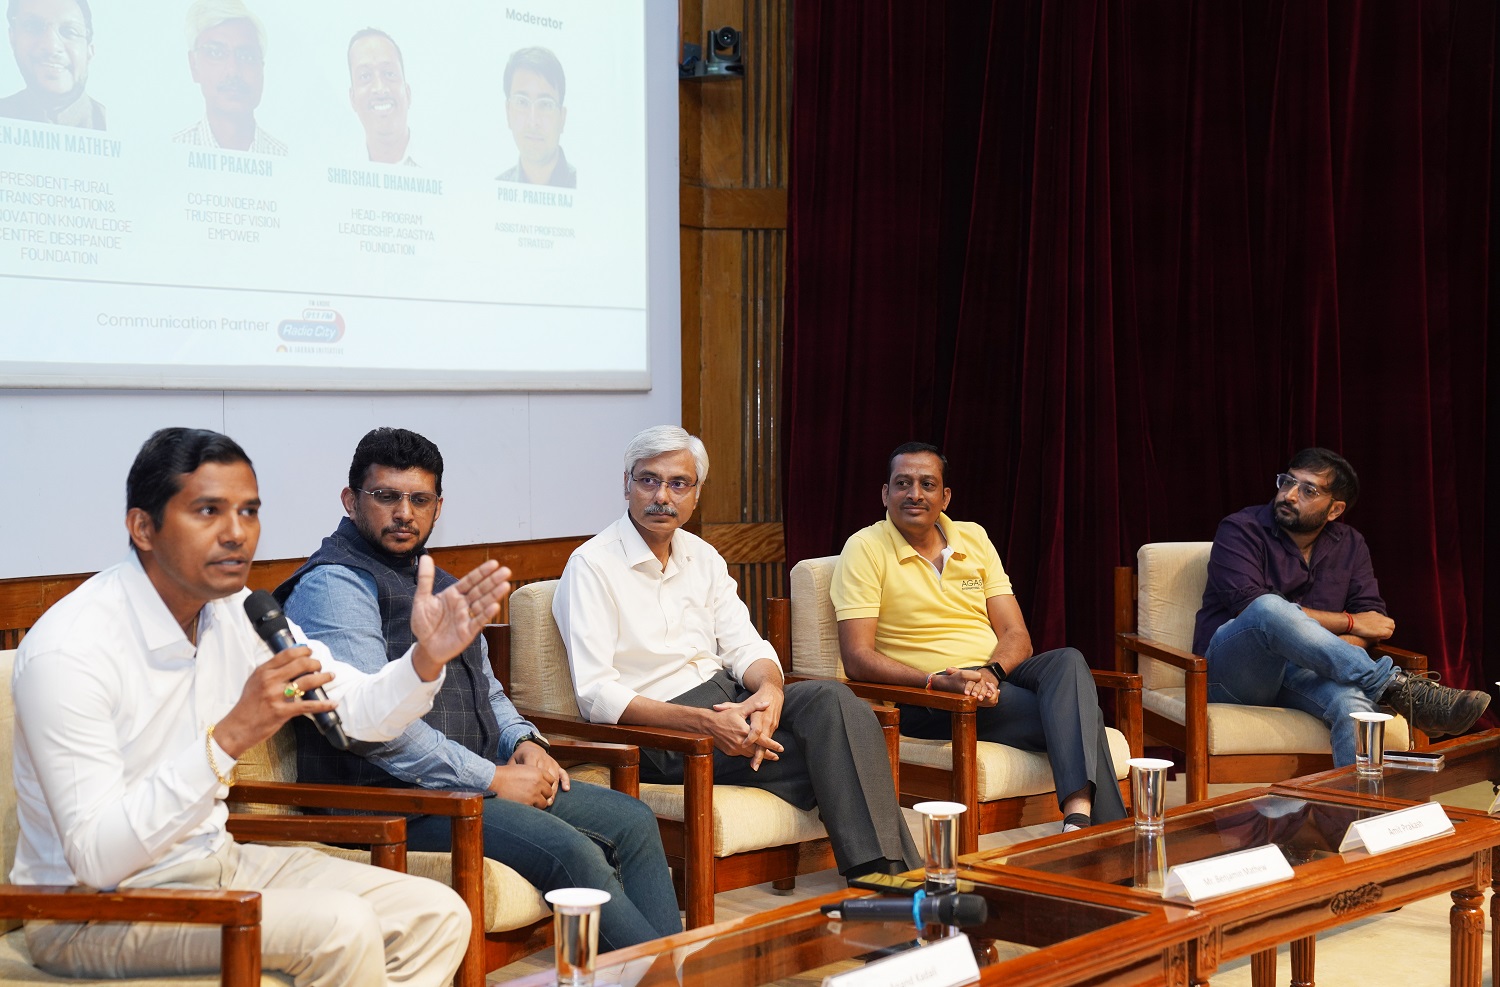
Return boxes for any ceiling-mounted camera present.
[680,25,744,81]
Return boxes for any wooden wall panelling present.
[679,0,791,633]
[0,536,587,640]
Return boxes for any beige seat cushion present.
[511,581,832,857]
[790,558,1132,803]
[1134,543,1414,752]
[1134,543,1212,692]
[1142,690,1411,755]
[232,699,549,933]
[900,727,1132,801]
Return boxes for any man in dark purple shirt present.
[1195,448,1488,766]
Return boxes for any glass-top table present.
[1280,728,1500,811]
[492,869,1202,987]
[963,787,1500,987]
[1276,729,1500,985]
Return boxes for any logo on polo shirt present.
[960,578,983,592]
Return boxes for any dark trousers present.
[641,673,921,872]
[899,647,1127,824]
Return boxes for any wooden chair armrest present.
[549,739,641,798]
[835,677,980,712]
[0,885,260,924]
[0,883,266,982]
[1375,644,1427,672]
[1116,633,1206,673]
[227,781,483,818]
[868,704,899,728]
[225,813,405,848]
[1089,670,1143,693]
[548,739,640,766]
[521,711,716,755]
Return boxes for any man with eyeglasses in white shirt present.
[172,0,285,155]
[495,45,575,187]
[553,425,920,882]
[1194,446,1489,766]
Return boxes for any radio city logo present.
[277,307,345,344]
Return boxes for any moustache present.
[216,80,252,96]
[644,503,678,518]
[384,524,419,536]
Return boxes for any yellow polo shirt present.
[830,513,1013,674]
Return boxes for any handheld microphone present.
[821,890,987,928]
[243,590,349,750]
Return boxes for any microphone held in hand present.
[821,890,987,928]
[243,590,349,750]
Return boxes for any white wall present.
[0,6,680,579]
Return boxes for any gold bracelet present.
[205,724,237,788]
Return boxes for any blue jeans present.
[1204,595,1396,766]
[405,780,681,952]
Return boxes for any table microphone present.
[243,590,349,750]
[821,890,987,928]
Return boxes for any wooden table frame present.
[1275,729,1500,987]
[963,787,1499,987]
[493,873,1204,987]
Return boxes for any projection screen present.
[0,0,650,390]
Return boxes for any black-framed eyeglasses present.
[1274,473,1329,500]
[358,488,439,510]
[630,473,698,495]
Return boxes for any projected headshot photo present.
[172,0,285,155]
[0,0,106,129]
[496,46,575,188]
[347,27,414,166]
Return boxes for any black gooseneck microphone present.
[821,891,987,928]
[243,590,349,750]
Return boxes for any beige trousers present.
[25,842,469,986]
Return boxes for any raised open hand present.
[410,556,512,680]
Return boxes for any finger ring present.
[283,684,305,701]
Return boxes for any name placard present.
[822,932,979,987]
[1162,845,1294,903]
[1339,801,1454,855]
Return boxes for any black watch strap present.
[517,732,551,753]
[982,662,1007,685]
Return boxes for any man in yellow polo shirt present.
[831,442,1125,830]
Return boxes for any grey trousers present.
[899,647,1128,824]
[641,673,921,873]
[25,841,470,986]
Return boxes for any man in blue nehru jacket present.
[1196,447,1489,766]
[278,427,680,952]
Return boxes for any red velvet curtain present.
[784,1,1497,692]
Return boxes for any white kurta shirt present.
[553,513,780,724]
[11,551,443,890]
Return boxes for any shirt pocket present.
[677,606,715,646]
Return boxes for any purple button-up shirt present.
[1192,503,1386,654]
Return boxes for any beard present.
[353,513,431,562]
[1273,499,1330,534]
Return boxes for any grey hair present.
[185,0,267,54]
[623,425,709,483]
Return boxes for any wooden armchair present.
[231,695,641,987]
[0,649,418,987]
[767,557,1141,856]
[1115,542,1425,804]
[489,580,903,930]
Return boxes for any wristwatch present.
[516,732,551,754]
[980,662,1008,686]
